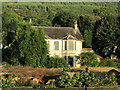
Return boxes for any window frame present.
[54,41,59,50]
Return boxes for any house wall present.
[46,39,83,67]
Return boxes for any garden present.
[1,65,120,89]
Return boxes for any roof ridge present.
[32,26,72,28]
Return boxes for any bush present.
[101,74,118,86]
[2,74,19,88]
[55,68,118,88]
[72,68,99,87]
[76,52,99,67]
[1,62,12,68]
[99,58,116,67]
[55,71,72,88]
[45,56,69,68]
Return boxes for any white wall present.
[46,39,83,67]
[46,39,82,57]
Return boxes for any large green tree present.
[78,15,94,48]
[2,10,21,47]
[3,21,48,67]
[12,22,48,67]
[93,16,120,58]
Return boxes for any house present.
[33,22,84,67]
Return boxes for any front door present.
[68,56,74,67]
[64,56,74,67]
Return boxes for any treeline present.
[2,2,118,26]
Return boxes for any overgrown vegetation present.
[1,66,120,88]
[2,21,48,67]
[1,74,19,88]
[45,56,69,68]
[99,58,116,67]
[76,52,99,67]
[55,68,118,88]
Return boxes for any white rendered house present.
[33,22,84,67]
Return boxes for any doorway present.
[65,56,74,67]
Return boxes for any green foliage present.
[72,68,99,87]
[2,2,118,27]
[78,15,94,48]
[13,23,48,67]
[55,68,118,88]
[45,56,69,68]
[0,62,12,68]
[2,9,21,32]
[20,28,48,67]
[55,71,72,88]
[101,75,118,86]
[76,52,99,67]
[2,48,12,64]
[3,21,48,67]
[99,58,116,67]
[116,74,120,85]
[93,8,113,17]
[2,74,19,88]
[83,29,92,48]
[2,10,21,47]
[93,16,120,58]
[52,11,77,27]
[37,17,52,26]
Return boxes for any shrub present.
[1,62,12,68]
[101,74,118,86]
[99,58,116,67]
[76,52,99,67]
[55,68,118,88]
[2,74,19,88]
[72,68,99,87]
[45,56,69,68]
[55,71,72,88]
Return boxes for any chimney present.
[74,21,78,29]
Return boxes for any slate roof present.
[32,26,83,41]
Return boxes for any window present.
[64,41,76,50]
[54,41,59,50]
[68,41,74,50]
[65,41,67,50]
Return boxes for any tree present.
[93,16,120,58]
[78,15,94,48]
[12,22,48,67]
[2,10,21,47]
[3,22,48,67]
[83,29,92,48]
[52,11,77,27]
[76,52,99,67]
[93,8,113,17]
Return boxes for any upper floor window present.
[65,41,67,50]
[54,41,59,50]
[64,41,76,50]
[68,41,74,50]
